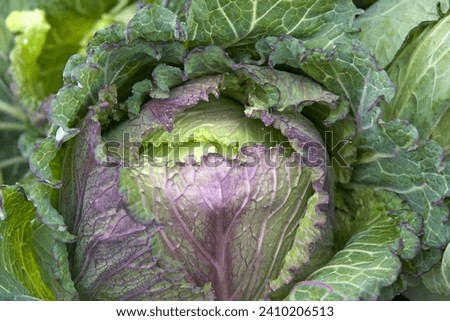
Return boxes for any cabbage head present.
[0,0,449,301]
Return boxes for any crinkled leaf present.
[411,248,444,272]
[113,75,225,142]
[354,2,450,246]
[256,36,395,129]
[182,44,346,124]
[287,189,417,300]
[186,0,360,47]
[29,137,61,186]
[126,79,153,117]
[354,117,450,248]
[21,180,75,242]
[126,4,184,42]
[298,43,394,129]
[184,46,235,79]
[403,245,450,300]
[232,64,340,113]
[51,40,159,129]
[51,35,186,130]
[151,64,183,98]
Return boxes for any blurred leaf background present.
[0,0,34,185]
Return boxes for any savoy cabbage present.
[0,0,449,301]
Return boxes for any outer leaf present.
[0,185,77,300]
[402,248,443,275]
[186,0,360,48]
[421,243,450,296]
[22,181,75,242]
[253,4,450,251]
[383,13,450,153]
[403,245,450,300]
[126,79,153,117]
[354,117,450,248]
[355,0,448,68]
[352,4,450,254]
[287,189,417,300]
[182,44,345,118]
[268,192,334,300]
[0,268,39,300]
[0,1,142,185]
[29,136,61,186]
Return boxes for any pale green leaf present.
[384,14,450,154]
[355,0,448,68]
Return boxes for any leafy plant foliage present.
[0,0,449,301]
